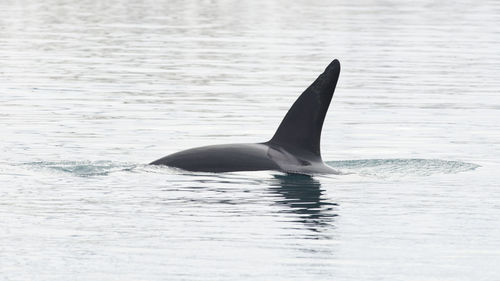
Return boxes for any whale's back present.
[150,143,279,172]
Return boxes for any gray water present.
[1,0,499,280]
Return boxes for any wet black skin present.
[150,59,341,175]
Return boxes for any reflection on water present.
[270,174,338,236]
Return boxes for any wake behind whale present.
[21,159,478,178]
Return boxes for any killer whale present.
[150,59,341,174]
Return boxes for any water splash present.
[326,159,480,178]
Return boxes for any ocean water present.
[1,0,499,280]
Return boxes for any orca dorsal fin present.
[269,59,340,159]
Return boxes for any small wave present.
[25,160,138,177]
[325,159,479,178]
[21,159,480,178]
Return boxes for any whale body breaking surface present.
[150,59,341,175]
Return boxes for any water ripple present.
[24,161,138,177]
[327,158,479,178]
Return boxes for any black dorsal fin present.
[269,59,341,159]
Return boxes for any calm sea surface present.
[1,0,499,280]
